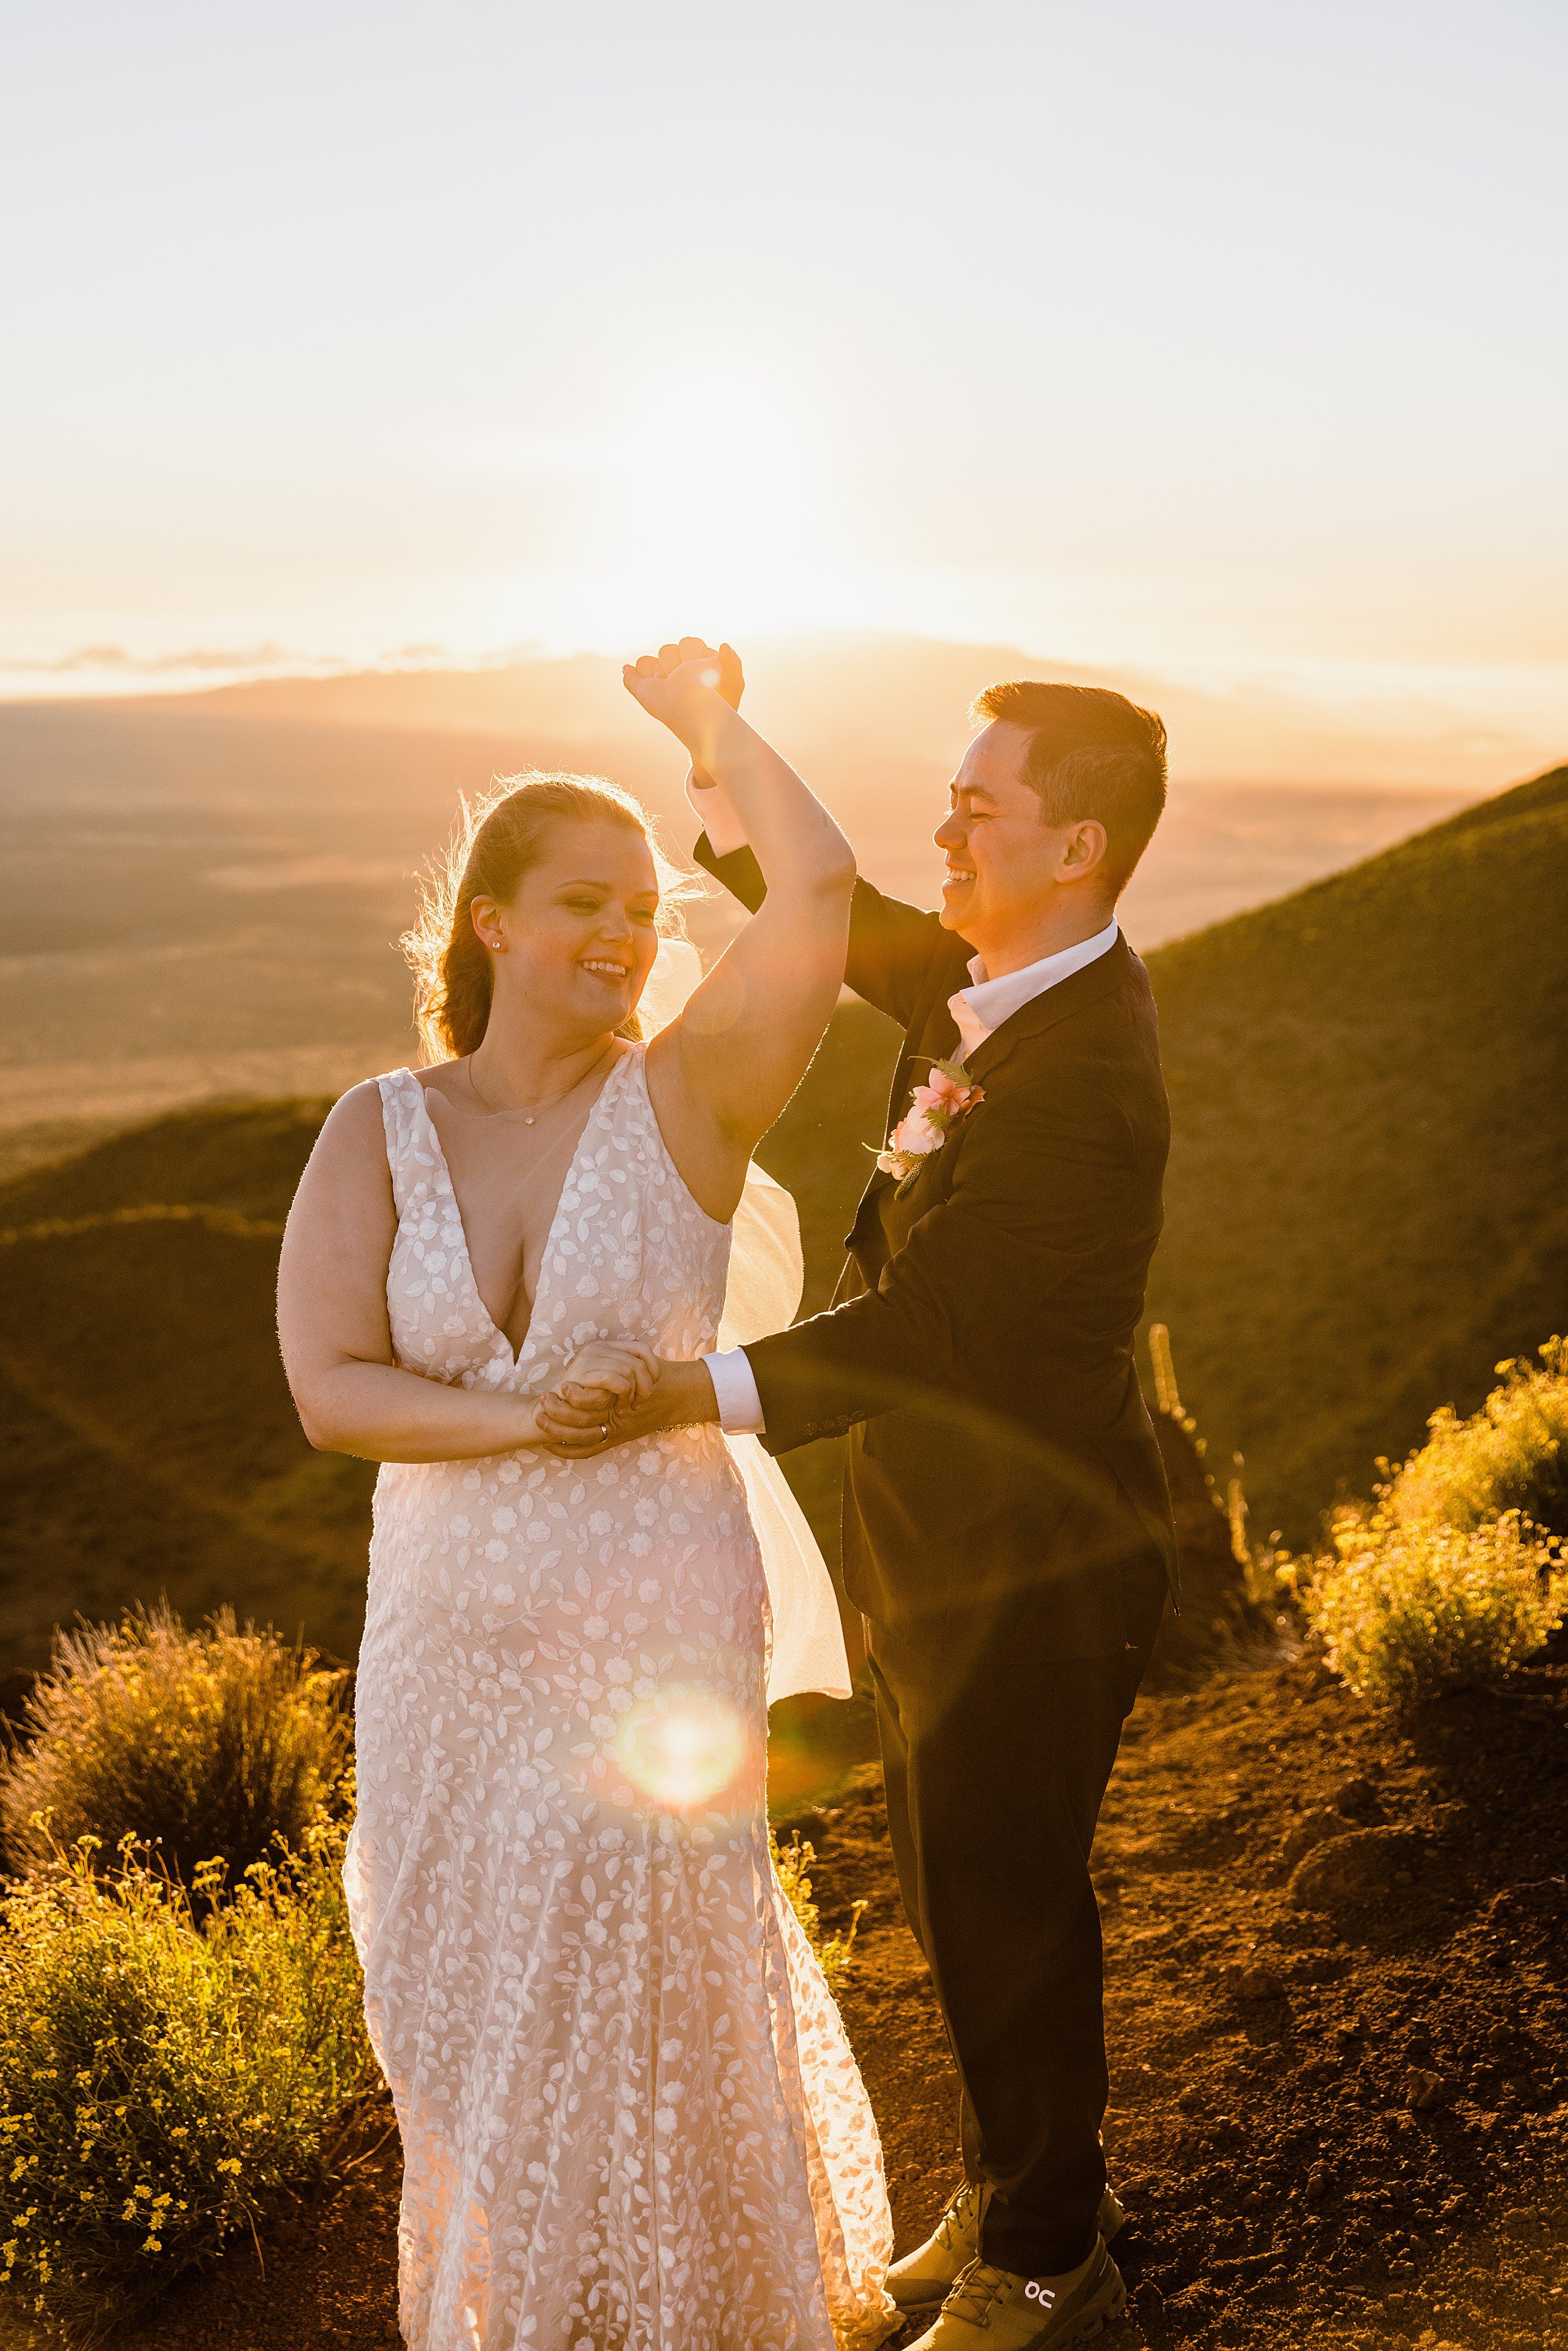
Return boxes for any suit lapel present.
[850,941,1136,1245]
[850,938,1136,1258]
[891,1006,963,1117]
[961,934,1138,1088]
[853,977,965,1242]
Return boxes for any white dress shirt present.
[702,913,1121,1436]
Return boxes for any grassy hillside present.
[0,1098,334,1229]
[0,1205,379,1674]
[1145,763,1568,1542]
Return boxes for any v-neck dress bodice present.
[345,1049,894,2351]
[379,1050,728,1384]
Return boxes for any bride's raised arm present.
[631,640,856,1219]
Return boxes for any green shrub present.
[0,1805,376,2335]
[1382,1337,1568,1539]
[770,1830,865,1994]
[1305,1507,1565,1707]
[0,1606,349,1896]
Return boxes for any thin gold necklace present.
[464,1044,611,1127]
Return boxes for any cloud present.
[203,856,410,893]
[0,642,307,676]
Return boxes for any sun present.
[476,365,877,654]
[544,369,828,644]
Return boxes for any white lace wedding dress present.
[344,1051,894,2351]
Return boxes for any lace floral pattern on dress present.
[345,1053,894,2350]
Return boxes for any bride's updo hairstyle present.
[403,771,692,1064]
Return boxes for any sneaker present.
[906,2239,1126,2348]
[887,2180,987,2314]
[889,2187,1125,2316]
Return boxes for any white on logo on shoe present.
[1024,2282,1057,2305]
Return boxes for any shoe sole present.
[1059,2273,1128,2341]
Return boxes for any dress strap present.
[376,1068,437,1218]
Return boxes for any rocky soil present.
[829,1648,1568,2351]
[95,1637,1567,2351]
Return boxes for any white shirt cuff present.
[686,768,751,859]
[701,1346,766,1435]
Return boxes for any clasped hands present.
[622,635,744,780]
[535,1341,718,1460]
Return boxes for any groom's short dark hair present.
[972,680,1167,888]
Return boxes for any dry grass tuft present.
[1303,1507,1564,1707]
[1290,1339,1568,1707]
[0,1606,349,1898]
[1380,1335,1568,1539]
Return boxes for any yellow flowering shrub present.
[0,1604,349,1895]
[0,1802,376,2334]
[770,1830,866,1994]
[1380,1337,1568,1540]
[1305,1507,1565,1707]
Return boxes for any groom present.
[552,647,1179,2349]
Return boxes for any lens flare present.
[614,1692,749,1810]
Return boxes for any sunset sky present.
[3,1,1564,748]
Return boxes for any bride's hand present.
[623,637,744,750]
[539,1357,719,1459]
[536,1340,659,1456]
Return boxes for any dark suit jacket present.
[696,837,1179,1660]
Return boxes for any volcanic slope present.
[0,1099,376,1674]
[1144,762,1568,1545]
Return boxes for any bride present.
[277,640,895,2350]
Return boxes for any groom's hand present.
[537,1357,721,1458]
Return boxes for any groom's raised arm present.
[694,829,951,1031]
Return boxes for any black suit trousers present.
[865,1552,1169,2275]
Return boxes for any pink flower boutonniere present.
[873,1059,985,1194]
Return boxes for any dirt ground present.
[101,1636,1567,2351]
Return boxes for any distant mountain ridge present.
[0,764,1562,1672]
[127,629,1568,797]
